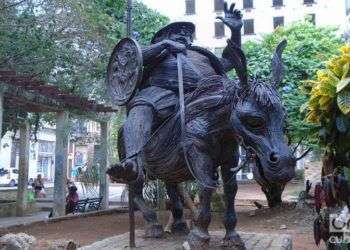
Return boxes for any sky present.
[141,0,180,20]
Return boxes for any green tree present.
[242,22,343,147]
[0,0,169,135]
[0,0,168,99]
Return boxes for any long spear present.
[126,0,136,248]
[127,0,132,37]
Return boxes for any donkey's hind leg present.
[165,183,189,235]
[186,146,216,248]
[220,145,246,249]
[131,179,164,238]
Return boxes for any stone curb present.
[0,207,128,232]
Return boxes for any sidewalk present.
[0,182,302,231]
[0,211,50,229]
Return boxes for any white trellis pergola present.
[0,70,117,217]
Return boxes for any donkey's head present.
[229,40,295,184]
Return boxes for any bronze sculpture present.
[107,2,296,248]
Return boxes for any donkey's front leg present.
[221,161,246,249]
[131,180,164,238]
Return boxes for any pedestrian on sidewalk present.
[33,174,46,198]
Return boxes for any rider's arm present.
[142,42,169,66]
[220,28,242,72]
[216,2,243,72]
[142,40,186,66]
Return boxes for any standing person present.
[33,174,46,198]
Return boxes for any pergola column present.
[99,121,110,209]
[0,91,3,152]
[53,111,69,217]
[16,120,30,216]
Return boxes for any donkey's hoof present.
[187,228,210,248]
[171,221,189,235]
[144,224,164,238]
[222,231,246,249]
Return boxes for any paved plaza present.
[80,230,292,250]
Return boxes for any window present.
[243,19,254,35]
[13,140,19,157]
[306,13,315,25]
[185,0,195,15]
[272,0,283,7]
[214,0,224,12]
[38,141,54,154]
[243,0,253,9]
[273,16,284,29]
[37,157,49,173]
[215,22,225,37]
[304,0,314,4]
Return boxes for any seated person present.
[65,182,79,214]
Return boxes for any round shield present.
[107,38,143,106]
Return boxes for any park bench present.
[73,197,103,214]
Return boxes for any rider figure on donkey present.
[108,3,243,182]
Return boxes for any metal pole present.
[127,0,132,37]
[128,185,136,247]
[0,91,3,153]
[126,0,136,247]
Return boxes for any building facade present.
[0,121,101,183]
[142,0,349,52]
[140,0,336,180]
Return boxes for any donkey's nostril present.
[269,152,280,164]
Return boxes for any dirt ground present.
[1,182,324,250]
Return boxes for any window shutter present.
[306,13,316,25]
[273,0,283,7]
[273,16,284,29]
[215,22,225,37]
[243,19,254,35]
[186,0,195,14]
[243,0,253,9]
[214,0,224,11]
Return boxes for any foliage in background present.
[0,0,169,136]
[111,110,126,162]
[79,163,100,197]
[303,45,350,173]
[242,21,343,148]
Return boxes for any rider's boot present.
[107,158,138,182]
[108,106,154,183]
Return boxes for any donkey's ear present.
[226,39,248,85]
[271,39,287,86]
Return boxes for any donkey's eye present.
[243,116,265,129]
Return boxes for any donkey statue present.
[107,40,296,249]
